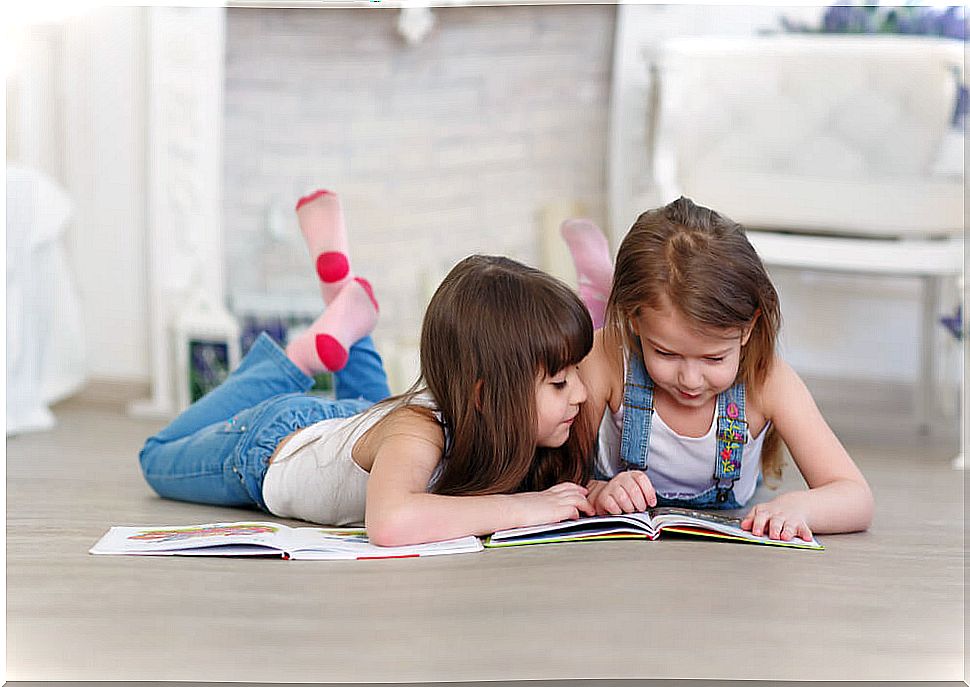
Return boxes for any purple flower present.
[940,6,968,40]
[940,305,962,341]
[791,3,968,40]
[822,4,854,32]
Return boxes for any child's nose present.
[571,376,588,405]
[678,362,702,389]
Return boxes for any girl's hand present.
[740,493,814,542]
[586,479,608,507]
[512,482,595,527]
[591,470,656,515]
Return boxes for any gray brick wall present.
[223,5,614,388]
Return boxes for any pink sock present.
[561,218,613,329]
[285,278,379,374]
[296,189,353,305]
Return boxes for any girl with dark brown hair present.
[564,197,873,542]
[140,190,596,547]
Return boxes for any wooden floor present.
[6,379,965,682]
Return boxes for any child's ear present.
[741,310,761,346]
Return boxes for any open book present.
[89,521,483,560]
[485,507,823,550]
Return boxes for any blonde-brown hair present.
[604,197,784,480]
[396,255,595,495]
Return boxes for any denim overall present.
[618,347,748,509]
[138,332,391,512]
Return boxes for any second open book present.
[485,506,823,550]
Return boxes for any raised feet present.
[285,278,379,374]
[560,218,613,329]
[296,189,353,305]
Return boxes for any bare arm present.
[576,328,623,454]
[364,411,593,546]
[743,357,874,539]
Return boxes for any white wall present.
[7,10,149,383]
[12,4,959,392]
[223,6,614,360]
[61,7,149,382]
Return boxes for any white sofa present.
[647,34,965,434]
[652,35,963,238]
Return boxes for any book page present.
[649,508,822,549]
[89,522,293,555]
[286,527,484,559]
[488,512,657,543]
[649,507,743,529]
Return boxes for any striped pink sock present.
[561,218,613,329]
[296,189,353,305]
[285,278,379,374]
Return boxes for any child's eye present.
[654,349,675,357]
[551,380,568,390]
[705,356,725,363]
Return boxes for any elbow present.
[853,479,875,532]
[365,507,428,548]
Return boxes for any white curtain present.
[6,165,87,435]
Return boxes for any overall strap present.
[714,381,747,504]
[619,348,654,471]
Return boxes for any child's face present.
[533,364,587,448]
[632,298,750,410]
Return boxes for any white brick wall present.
[223,5,614,388]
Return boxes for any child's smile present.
[632,297,748,411]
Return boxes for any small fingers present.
[574,495,596,517]
[796,522,814,542]
[751,508,770,538]
[629,489,647,513]
[601,494,622,516]
[630,471,656,508]
[622,477,647,512]
[768,517,786,541]
[558,496,588,522]
[612,486,635,513]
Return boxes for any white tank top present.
[595,403,769,505]
[262,394,444,526]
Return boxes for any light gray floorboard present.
[6,381,964,681]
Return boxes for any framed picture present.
[188,339,231,403]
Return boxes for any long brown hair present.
[604,197,785,480]
[402,255,594,495]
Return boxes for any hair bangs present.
[529,286,594,377]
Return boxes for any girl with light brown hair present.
[563,196,873,542]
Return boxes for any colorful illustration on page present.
[316,528,369,543]
[128,524,279,543]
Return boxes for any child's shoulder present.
[362,400,447,455]
[386,402,446,437]
[750,353,807,417]
[580,329,625,414]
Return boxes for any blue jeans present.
[138,332,391,511]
